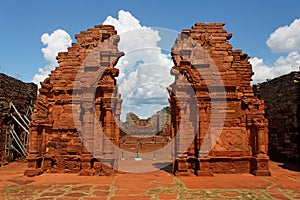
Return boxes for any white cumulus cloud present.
[32,29,72,86]
[250,52,300,83]
[251,18,300,83]
[103,10,174,120]
[266,18,300,53]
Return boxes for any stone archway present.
[25,23,271,177]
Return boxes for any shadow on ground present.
[152,162,172,173]
[278,162,300,172]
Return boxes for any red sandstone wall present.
[25,22,271,176]
[25,25,123,176]
[169,23,270,176]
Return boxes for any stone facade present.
[25,25,124,176]
[0,73,37,164]
[169,23,270,176]
[25,22,270,176]
[254,71,300,162]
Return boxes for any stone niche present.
[25,22,271,176]
[169,23,270,176]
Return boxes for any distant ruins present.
[0,73,37,165]
[25,23,271,176]
[120,108,170,137]
[254,71,300,162]
[119,108,171,153]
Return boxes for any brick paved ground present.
[0,160,299,199]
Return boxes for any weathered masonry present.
[0,73,37,165]
[25,23,271,176]
[254,71,300,162]
[169,23,270,176]
[25,25,123,176]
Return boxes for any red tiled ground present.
[158,193,178,199]
[0,160,299,199]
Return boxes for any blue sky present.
[0,0,299,82]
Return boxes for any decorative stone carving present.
[25,22,271,177]
[169,23,270,176]
[24,25,123,176]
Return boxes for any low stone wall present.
[119,135,170,153]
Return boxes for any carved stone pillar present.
[24,124,44,176]
[79,101,95,176]
[99,95,117,171]
[174,94,195,176]
[198,101,208,158]
[252,120,271,176]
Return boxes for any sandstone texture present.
[25,25,123,176]
[254,71,300,162]
[25,23,270,176]
[169,23,270,176]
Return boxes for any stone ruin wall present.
[25,22,270,176]
[121,110,170,137]
[0,73,37,164]
[169,23,270,176]
[254,71,300,162]
[25,25,123,176]
[119,111,171,153]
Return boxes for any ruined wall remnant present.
[120,109,170,137]
[0,73,37,164]
[254,71,300,162]
[26,22,270,176]
[119,108,171,153]
[25,25,124,176]
[169,23,270,176]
